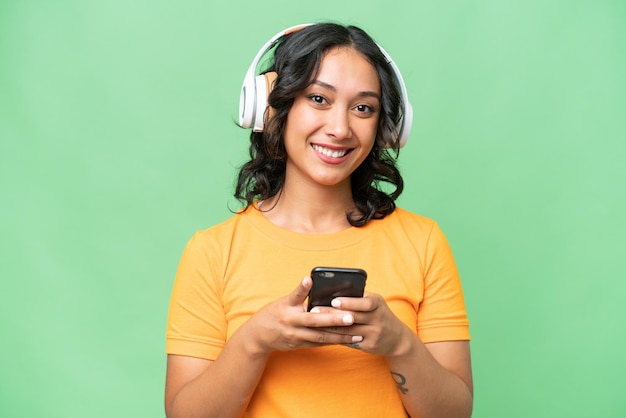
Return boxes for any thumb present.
[288,276,312,307]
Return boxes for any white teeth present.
[312,144,349,158]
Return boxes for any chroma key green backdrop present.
[1,1,625,417]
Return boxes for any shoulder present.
[176,211,255,280]
[182,211,247,253]
[385,207,438,233]
[379,207,452,252]
[188,207,267,249]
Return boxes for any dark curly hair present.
[234,23,405,227]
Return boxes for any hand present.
[242,277,365,357]
[320,292,411,357]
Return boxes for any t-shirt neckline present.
[241,204,373,251]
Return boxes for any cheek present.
[283,121,296,149]
[356,120,378,148]
[285,106,317,140]
[283,114,308,156]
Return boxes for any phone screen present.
[307,267,367,311]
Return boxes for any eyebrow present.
[311,80,381,101]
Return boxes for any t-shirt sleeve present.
[165,231,227,360]
[416,222,470,343]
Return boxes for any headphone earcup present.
[239,71,256,129]
[252,71,277,132]
[397,101,413,148]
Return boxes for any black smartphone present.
[307,267,367,311]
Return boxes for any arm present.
[330,294,473,418]
[164,276,362,418]
[165,328,267,418]
[386,330,473,418]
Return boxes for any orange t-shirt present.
[166,207,470,417]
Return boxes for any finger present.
[323,326,344,334]
[288,276,313,306]
[331,295,375,312]
[320,325,364,336]
[308,306,351,314]
[301,328,364,346]
[305,310,355,327]
[308,305,333,314]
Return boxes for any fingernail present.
[352,335,363,343]
[331,299,341,308]
[342,314,353,324]
[310,307,321,313]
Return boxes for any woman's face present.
[282,46,380,190]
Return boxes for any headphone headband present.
[238,23,413,148]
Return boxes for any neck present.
[261,177,355,234]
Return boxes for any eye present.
[354,104,376,116]
[308,94,328,105]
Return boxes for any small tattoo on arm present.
[391,372,409,394]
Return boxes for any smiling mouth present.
[311,144,352,158]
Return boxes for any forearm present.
[385,332,473,418]
[168,327,269,418]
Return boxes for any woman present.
[165,22,473,418]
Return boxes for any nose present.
[324,106,352,140]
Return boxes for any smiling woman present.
[235,24,413,230]
[281,47,380,196]
[164,22,472,418]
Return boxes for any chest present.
[219,237,425,338]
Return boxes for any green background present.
[1,0,624,417]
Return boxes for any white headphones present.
[238,23,413,148]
